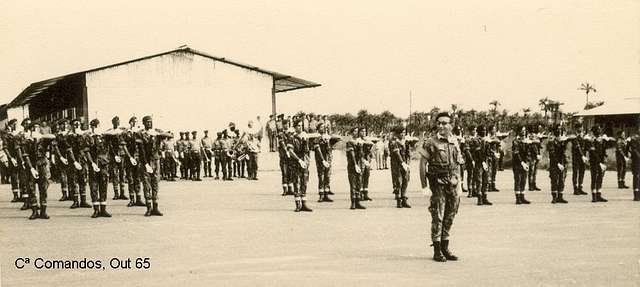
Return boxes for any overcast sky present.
[1,0,638,117]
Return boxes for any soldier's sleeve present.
[512,140,520,163]
[419,141,431,189]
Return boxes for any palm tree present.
[578,82,597,106]
[538,97,549,118]
[489,100,500,112]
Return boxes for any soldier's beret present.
[29,121,41,129]
[435,112,452,121]
[129,116,137,123]
[204,130,208,133]
[8,119,17,125]
[90,119,100,127]
[228,122,236,127]
[591,125,601,134]
[216,132,222,136]
[476,125,486,133]
[192,131,197,134]
[142,115,152,122]
[21,118,31,126]
[57,119,69,125]
[112,116,119,123]
[278,114,284,119]
[71,118,81,124]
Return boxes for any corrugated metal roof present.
[575,97,640,117]
[8,46,320,107]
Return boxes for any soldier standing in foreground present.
[629,125,640,201]
[512,126,531,204]
[390,126,411,208]
[288,120,312,212]
[615,131,630,189]
[547,125,569,204]
[571,124,589,195]
[419,112,462,262]
[346,127,365,209]
[106,116,128,200]
[139,116,172,216]
[313,122,333,202]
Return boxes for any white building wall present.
[85,52,273,133]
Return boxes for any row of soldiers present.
[160,121,261,182]
[2,115,171,220]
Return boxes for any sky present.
[1,0,638,117]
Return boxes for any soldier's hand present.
[521,162,529,171]
[60,157,68,165]
[130,158,138,166]
[599,163,607,172]
[10,158,17,166]
[402,163,410,171]
[145,163,153,174]
[30,167,39,179]
[74,161,82,170]
[115,155,122,163]
[322,161,330,168]
[355,165,361,174]
[582,156,588,163]
[557,164,564,171]
[536,155,541,160]
[482,161,488,171]
[298,160,307,169]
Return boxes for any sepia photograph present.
[0,1,638,286]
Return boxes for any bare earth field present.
[1,153,639,287]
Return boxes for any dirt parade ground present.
[1,154,639,287]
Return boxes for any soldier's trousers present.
[291,163,309,198]
[473,166,489,195]
[191,152,202,179]
[89,160,109,207]
[393,167,410,199]
[214,156,221,177]
[316,163,331,191]
[248,153,258,179]
[549,168,566,192]
[347,167,361,199]
[204,151,213,177]
[465,162,474,192]
[632,165,639,191]
[8,165,20,195]
[110,160,126,196]
[390,163,398,192]
[572,159,586,189]
[513,165,526,191]
[58,164,68,197]
[590,163,605,190]
[67,163,88,200]
[490,158,498,186]
[528,160,539,189]
[142,159,160,203]
[427,177,460,242]
[361,165,370,191]
[223,155,233,179]
[126,161,142,198]
[28,160,50,208]
[616,155,626,182]
[179,157,188,179]
[280,160,291,185]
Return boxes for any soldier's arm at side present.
[418,142,430,189]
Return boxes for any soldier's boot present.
[362,190,372,201]
[127,197,136,207]
[493,183,500,192]
[441,240,458,261]
[58,191,67,201]
[79,195,92,208]
[39,206,49,219]
[286,186,294,196]
[11,192,19,202]
[578,186,588,195]
[633,190,640,201]
[29,206,39,220]
[556,193,568,204]
[596,192,608,202]
[551,192,557,204]
[573,186,581,195]
[515,193,522,205]
[100,205,112,218]
[477,194,484,205]
[401,198,411,208]
[482,194,492,206]
[281,186,288,196]
[327,189,334,195]
[432,242,447,262]
[520,194,531,204]
[396,198,403,208]
[354,198,366,210]
[323,192,334,202]
[20,198,30,210]
[70,196,80,209]
[144,202,153,217]
[622,182,629,189]
[112,189,120,200]
[300,200,313,212]
[533,184,541,191]
[91,206,100,218]
[350,198,356,210]
[150,202,163,216]
[118,190,129,200]
[134,195,146,207]
[591,192,598,202]
[318,192,324,203]
[294,200,302,212]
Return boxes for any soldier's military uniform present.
[615,133,629,188]
[278,129,293,195]
[313,132,334,202]
[346,129,365,209]
[547,129,569,204]
[389,129,411,208]
[213,132,224,179]
[139,116,170,216]
[177,132,188,179]
[123,119,145,207]
[419,116,462,263]
[487,132,501,192]
[202,131,214,177]
[463,131,476,197]
[66,120,92,209]
[512,130,531,204]
[3,120,22,203]
[360,134,374,201]
[23,122,54,219]
[189,131,202,181]
[471,127,493,206]
[161,136,178,181]
[246,135,259,180]
[527,132,542,191]
[52,120,70,201]
[571,131,588,195]
[288,125,312,212]
[86,120,113,218]
[106,117,128,200]
[586,127,612,203]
